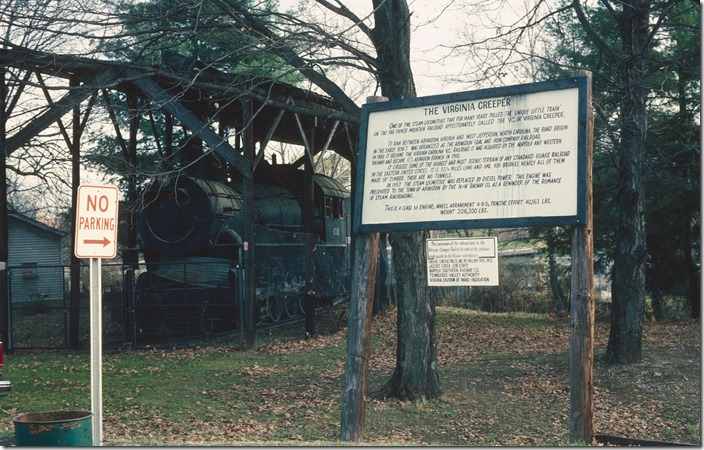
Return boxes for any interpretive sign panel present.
[74,184,119,259]
[354,77,588,233]
[427,237,498,286]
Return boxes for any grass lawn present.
[0,307,700,446]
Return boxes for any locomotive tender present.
[134,149,351,339]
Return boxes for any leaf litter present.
[1,306,699,446]
[107,308,700,445]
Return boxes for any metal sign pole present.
[89,257,103,446]
[74,183,117,447]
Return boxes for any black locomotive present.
[134,148,351,339]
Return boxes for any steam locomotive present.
[133,148,351,339]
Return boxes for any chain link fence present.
[7,227,351,352]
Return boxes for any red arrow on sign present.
[83,237,111,247]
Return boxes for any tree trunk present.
[679,75,700,320]
[546,228,567,315]
[650,291,665,322]
[371,0,416,100]
[378,231,441,401]
[0,67,8,354]
[686,216,700,319]
[549,251,567,316]
[370,0,440,401]
[69,77,82,348]
[605,0,650,364]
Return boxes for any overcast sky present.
[280,0,530,99]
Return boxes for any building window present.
[21,262,39,279]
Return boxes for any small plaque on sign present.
[427,237,498,286]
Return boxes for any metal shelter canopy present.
[0,45,359,174]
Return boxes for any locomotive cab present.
[314,174,349,246]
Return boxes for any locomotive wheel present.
[284,295,301,319]
[299,294,307,315]
[266,296,284,322]
[135,273,178,341]
[198,302,216,335]
[272,272,287,291]
[253,262,267,288]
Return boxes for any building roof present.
[8,210,66,239]
[0,46,358,164]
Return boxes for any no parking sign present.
[74,184,119,259]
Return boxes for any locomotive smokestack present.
[178,137,204,175]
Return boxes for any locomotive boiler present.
[134,158,351,339]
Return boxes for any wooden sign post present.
[340,96,386,441]
[569,71,594,443]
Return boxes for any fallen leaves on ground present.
[193,307,698,446]
[8,305,696,446]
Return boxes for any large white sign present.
[74,184,119,259]
[427,237,498,286]
[355,78,587,233]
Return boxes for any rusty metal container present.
[13,411,92,446]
